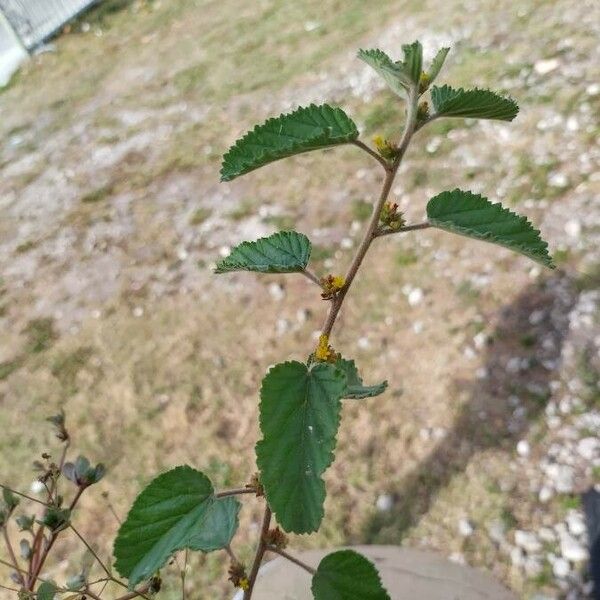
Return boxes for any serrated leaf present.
[357,48,413,98]
[215,231,311,274]
[256,361,346,533]
[312,550,391,600]
[188,496,240,552]
[430,85,518,121]
[36,581,57,600]
[221,104,358,181]
[427,47,450,85]
[113,466,240,588]
[427,189,554,268]
[401,41,423,84]
[336,359,387,399]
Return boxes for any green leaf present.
[312,550,391,600]
[215,231,311,274]
[430,85,518,121]
[336,359,387,399]
[426,189,554,268]
[221,104,358,181]
[357,48,412,98]
[256,361,346,534]
[401,41,423,84]
[113,466,239,588]
[427,47,450,85]
[36,581,57,600]
[188,496,241,552]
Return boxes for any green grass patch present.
[81,183,115,204]
[23,318,58,354]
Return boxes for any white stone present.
[516,440,531,457]
[133,306,144,317]
[586,83,600,96]
[458,518,474,537]
[548,172,569,188]
[376,494,393,512]
[407,288,423,307]
[268,283,285,301]
[539,486,554,503]
[534,58,560,75]
[553,557,570,578]
[545,464,574,493]
[566,511,587,538]
[515,530,542,553]
[524,556,543,578]
[357,337,370,350]
[564,219,581,238]
[560,534,587,562]
[577,437,599,460]
[510,546,525,567]
[539,527,556,543]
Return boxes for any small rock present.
[357,337,370,350]
[133,306,144,317]
[553,557,570,578]
[524,556,543,578]
[517,440,531,457]
[560,534,587,562]
[515,530,542,553]
[534,58,560,75]
[564,219,581,238]
[539,486,553,503]
[546,464,574,493]
[376,494,393,512]
[548,172,569,188]
[577,437,599,460]
[539,527,556,543]
[510,546,525,567]
[566,511,587,538]
[407,288,423,307]
[458,518,474,537]
[487,520,506,544]
[268,282,285,301]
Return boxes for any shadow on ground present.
[364,273,577,542]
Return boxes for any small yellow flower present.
[239,578,250,591]
[314,334,339,363]
[372,135,399,159]
[320,274,345,300]
[419,71,431,93]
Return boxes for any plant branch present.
[243,505,271,600]
[0,484,51,507]
[215,487,257,499]
[1,524,25,586]
[375,221,431,238]
[301,269,322,287]
[321,88,420,338]
[69,524,111,577]
[266,545,316,575]
[351,140,390,171]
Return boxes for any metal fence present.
[0,0,97,50]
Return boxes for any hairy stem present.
[266,546,316,575]
[69,524,111,577]
[351,140,390,171]
[215,487,257,499]
[321,88,419,338]
[301,268,322,287]
[375,221,431,238]
[243,505,271,600]
[2,523,24,587]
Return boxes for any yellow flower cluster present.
[373,135,399,159]
[320,274,345,300]
[315,334,338,363]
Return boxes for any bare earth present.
[0,0,599,598]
